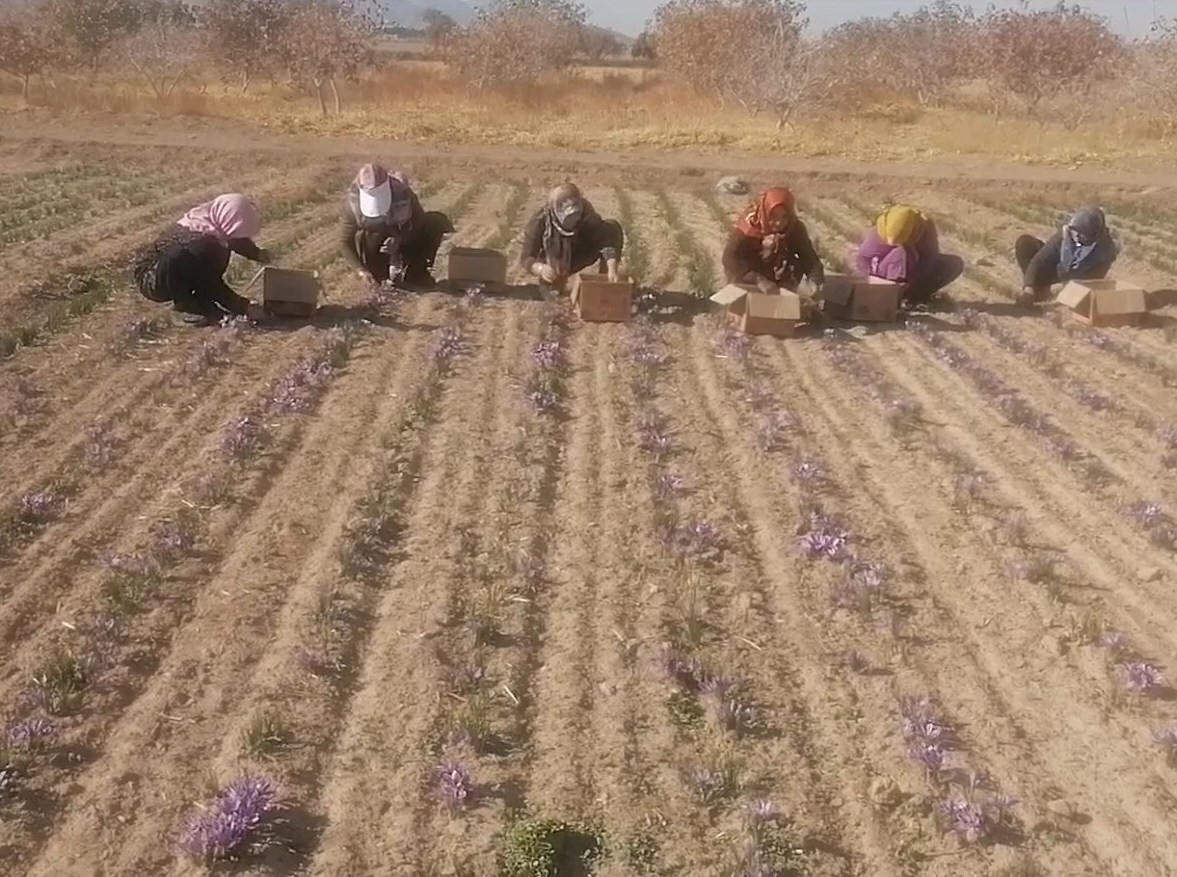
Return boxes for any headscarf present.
[1060,205,1106,271]
[736,187,795,238]
[177,194,260,243]
[875,205,926,248]
[541,183,586,274]
[353,163,414,228]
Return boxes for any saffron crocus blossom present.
[178,774,278,860]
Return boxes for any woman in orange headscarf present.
[722,186,825,295]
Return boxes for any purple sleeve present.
[875,247,911,282]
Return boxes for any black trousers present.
[1016,235,1109,299]
[905,254,965,303]
[356,211,452,282]
[135,234,247,320]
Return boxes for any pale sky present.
[593,0,1177,38]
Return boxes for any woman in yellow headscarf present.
[854,205,964,310]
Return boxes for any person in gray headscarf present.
[519,183,624,291]
[1015,205,1119,302]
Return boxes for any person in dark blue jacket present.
[1015,206,1118,302]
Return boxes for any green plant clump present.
[499,816,605,877]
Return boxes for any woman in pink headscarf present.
[132,193,271,326]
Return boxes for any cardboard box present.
[569,272,635,322]
[1056,278,1148,328]
[821,273,903,322]
[710,283,803,337]
[253,266,321,317]
[447,247,507,290]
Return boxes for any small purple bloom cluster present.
[217,414,266,462]
[1126,500,1177,550]
[18,490,64,524]
[798,511,852,561]
[434,760,474,810]
[1120,661,1164,693]
[431,326,468,363]
[5,718,56,750]
[899,695,954,777]
[178,774,279,860]
[712,326,754,360]
[266,356,333,414]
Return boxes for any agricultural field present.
[2,133,1177,877]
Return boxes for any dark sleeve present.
[911,220,943,282]
[580,203,622,262]
[1027,229,1063,284]
[227,237,265,261]
[409,191,426,227]
[519,209,545,269]
[339,201,363,271]
[788,221,824,285]
[722,230,762,284]
[193,239,251,315]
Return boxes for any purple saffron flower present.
[463,284,486,306]
[530,340,566,370]
[685,766,729,803]
[909,741,946,772]
[82,424,119,469]
[435,761,473,809]
[1127,500,1167,528]
[670,519,721,558]
[638,425,673,456]
[527,388,559,413]
[431,327,468,362]
[654,472,687,499]
[652,649,703,691]
[1121,662,1164,693]
[713,327,753,360]
[217,414,265,461]
[266,358,332,414]
[1098,630,1129,651]
[798,513,852,561]
[178,774,278,860]
[5,718,56,750]
[106,551,163,583]
[746,799,779,824]
[18,490,64,523]
[1153,723,1177,756]
[790,459,827,487]
[938,797,988,843]
[152,518,197,560]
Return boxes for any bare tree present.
[421,7,455,54]
[40,0,145,70]
[201,0,288,93]
[973,1,1124,120]
[120,0,201,98]
[0,1,51,99]
[578,26,620,62]
[448,0,585,88]
[654,0,818,124]
[630,28,655,59]
[281,0,377,116]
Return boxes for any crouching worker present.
[856,205,964,310]
[132,194,269,326]
[1016,205,1117,303]
[520,183,624,291]
[341,164,454,289]
[722,186,824,295]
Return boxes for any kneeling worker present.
[1015,205,1118,304]
[341,164,454,289]
[132,193,270,326]
[722,186,824,295]
[520,183,625,291]
[855,205,964,310]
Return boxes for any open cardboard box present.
[447,246,507,291]
[710,283,804,337]
[569,272,635,322]
[1056,278,1148,328]
[821,273,904,323]
[248,266,321,318]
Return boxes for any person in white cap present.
[340,164,454,289]
[519,182,624,294]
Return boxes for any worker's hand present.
[755,276,779,296]
[606,259,620,283]
[535,263,557,285]
[356,268,375,286]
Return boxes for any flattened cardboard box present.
[1056,278,1148,328]
[569,273,634,323]
[822,273,903,323]
[253,266,321,317]
[447,246,507,290]
[710,283,803,337]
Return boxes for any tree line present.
[3,0,1177,130]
